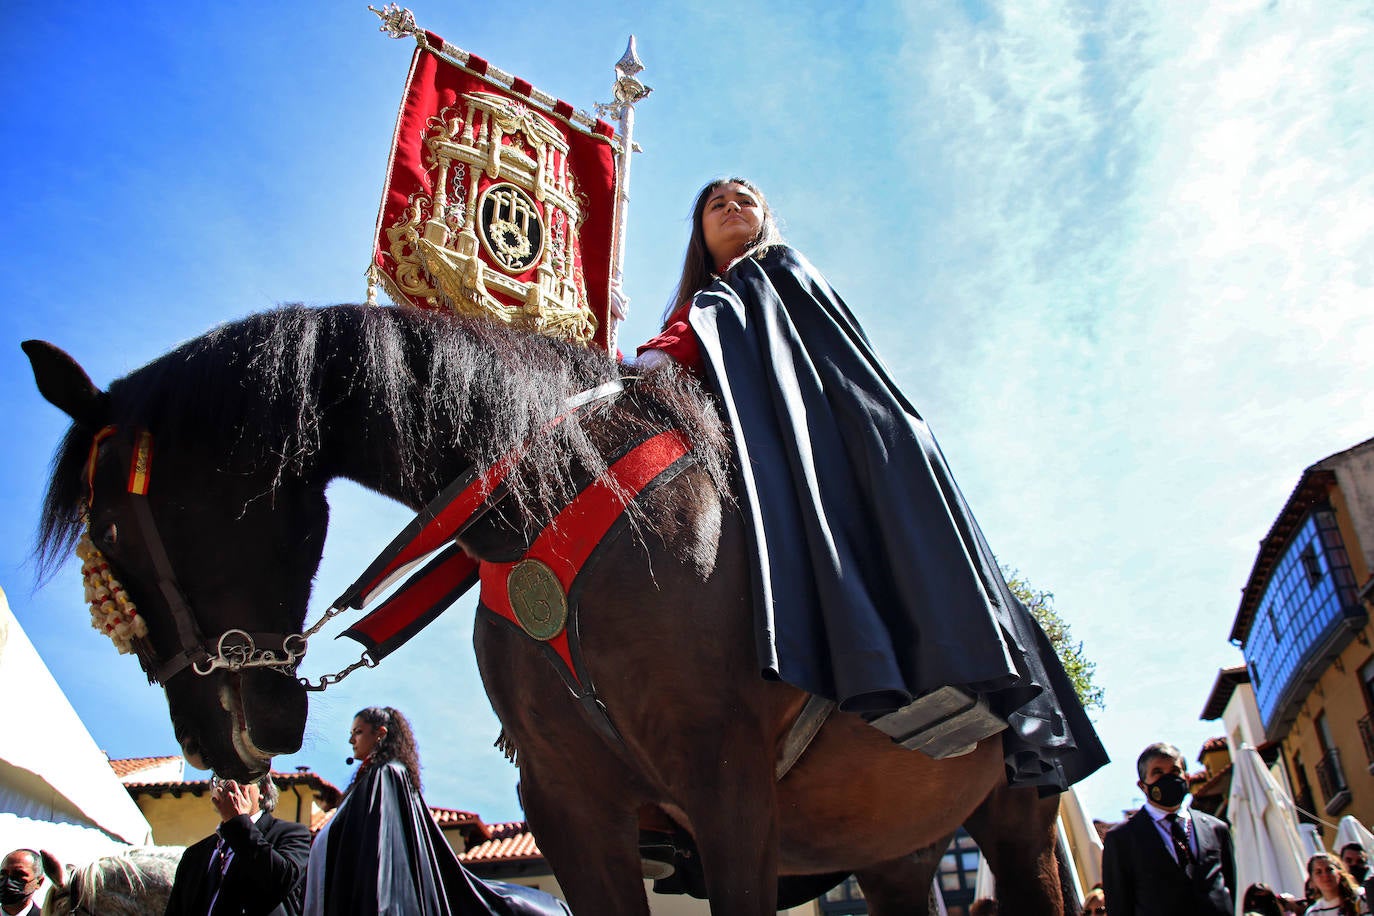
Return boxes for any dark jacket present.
[1102,806,1236,916]
[165,811,311,916]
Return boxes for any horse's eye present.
[101,523,118,548]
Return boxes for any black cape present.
[305,761,570,916]
[688,246,1108,790]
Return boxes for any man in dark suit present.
[0,849,45,916]
[1102,741,1236,916]
[166,775,311,916]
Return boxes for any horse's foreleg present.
[520,768,650,916]
[964,784,1064,916]
[854,837,951,916]
[676,735,779,916]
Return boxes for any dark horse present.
[28,305,1067,915]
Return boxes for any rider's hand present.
[636,348,673,371]
[609,279,629,320]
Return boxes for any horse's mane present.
[45,847,182,916]
[37,305,727,577]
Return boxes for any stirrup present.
[869,686,1006,758]
[638,829,677,880]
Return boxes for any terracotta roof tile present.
[1201,736,1228,754]
[308,803,493,840]
[122,769,343,808]
[108,755,182,778]
[1193,762,1234,797]
[486,821,529,839]
[459,824,543,863]
[430,807,482,827]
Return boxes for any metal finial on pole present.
[614,35,646,83]
[368,3,418,38]
[597,36,652,354]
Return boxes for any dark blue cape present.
[688,246,1107,790]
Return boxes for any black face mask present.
[1145,772,1189,808]
[0,874,34,906]
[1349,863,1370,883]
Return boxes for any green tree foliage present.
[1003,567,1105,712]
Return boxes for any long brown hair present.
[1308,852,1361,915]
[662,177,784,324]
[351,706,423,793]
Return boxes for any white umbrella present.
[1059,786,1104,894]
[1335,815,1374,856]
[1229,744,1310,913]
[973,854,994,901]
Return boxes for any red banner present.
[373,37,618,350]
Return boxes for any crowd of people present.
[1088,740,1374,916]
[4,706,568,916]
[1071,850,1374,916]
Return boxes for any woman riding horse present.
[25,179,1106,914]
[639,177,1105,787]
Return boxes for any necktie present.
[206,835,231,905]
[1165,812,1194,868]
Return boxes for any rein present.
[81,380,624,688]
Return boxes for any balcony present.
[1360,715,1374,773]
[1316,748,1352,815]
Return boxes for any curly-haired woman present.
[1306,852,1370,916]
[304,706,569,915]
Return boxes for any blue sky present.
[3,1,1372,830]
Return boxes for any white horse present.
[41,847,183,916]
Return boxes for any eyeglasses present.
[1084,908,1107,915]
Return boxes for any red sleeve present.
[636,301,703,373]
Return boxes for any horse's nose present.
[241,668,306,755]
[178,735,208,771]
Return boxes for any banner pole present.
[598,37,652,355]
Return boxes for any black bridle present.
[127,490,304,683]
[89,428,302,685]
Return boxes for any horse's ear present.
[39,848,64,886]
[22,340,110,429]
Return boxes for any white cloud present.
[880,0,1374,818]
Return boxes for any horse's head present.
[25,340,325,780]
[41,847,181,916]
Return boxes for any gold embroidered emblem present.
[478,183,543,272]
[382,91,596,344]
[507,558,568,641]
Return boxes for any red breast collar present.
[334,382,693,702]
[477,429,692,690]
